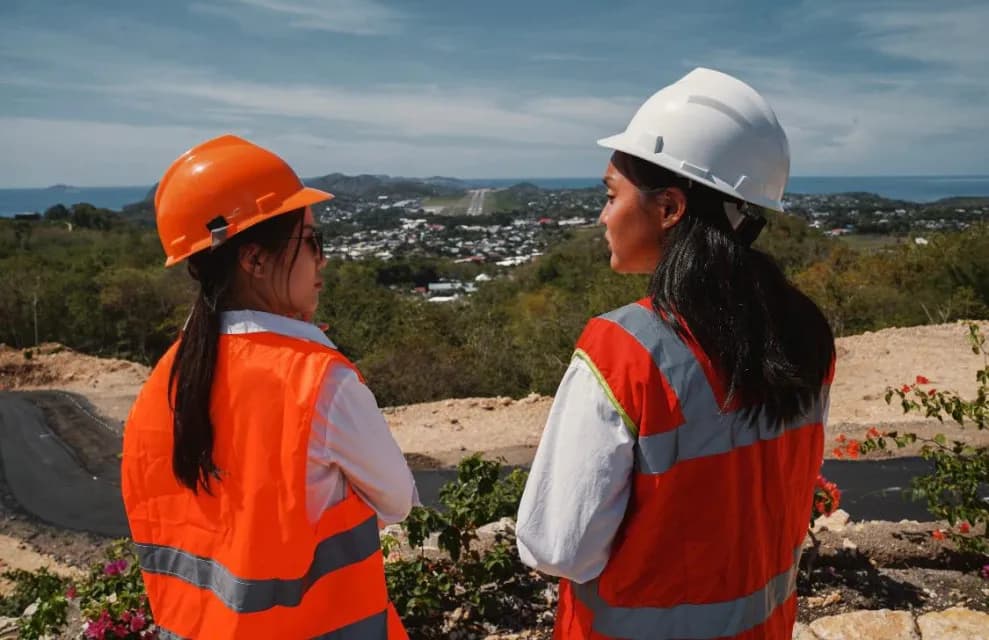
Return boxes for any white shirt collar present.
[219,310,337,349]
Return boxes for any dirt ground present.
[2,321,987,469]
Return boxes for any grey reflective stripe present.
[572,546,801,639]
[598,303,825,475]
[312,610,388,639]
[136,514,379,614]
[155,609,387,640]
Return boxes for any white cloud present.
[191,0,404,36]
[0,117,608,187]
[699,1,989,177]
[0,118,219,187]
[125,74,634,148]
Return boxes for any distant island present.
[45,184,80,192]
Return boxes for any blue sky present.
[1,0,987,187]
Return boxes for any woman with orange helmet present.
[516,69,836,639]
[122,135,416,639]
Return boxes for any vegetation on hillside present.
[1,207,988,406]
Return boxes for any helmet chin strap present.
[724,202,766,246]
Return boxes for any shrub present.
[0,567,69,639]
[75,541,154,639]
[385,455,549,637]
[860,323,989,552]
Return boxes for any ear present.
[238,245,265,278]
[654,187,687,230]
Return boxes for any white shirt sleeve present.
[516,355,635,584]
[309,363,419,525]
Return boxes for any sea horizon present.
[2,174,988,217]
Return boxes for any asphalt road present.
[0,391,129,537]
[1,391,985,538]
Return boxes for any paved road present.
[1,391,985,538]
[0,391,129,537]
[411,459,967,522]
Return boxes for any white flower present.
[107,592,118,604]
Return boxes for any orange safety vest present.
[122,332,407,639]
[554,299,829,640]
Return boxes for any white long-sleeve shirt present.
[220,310,419,525]
[516,354,635,584]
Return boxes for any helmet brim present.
[161,187,335,267]
[597,132,784,212]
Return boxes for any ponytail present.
[167,208,306,493]
[168,259,227,493]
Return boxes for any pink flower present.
[84,610,113,640]
[65,585,78,599]
[981,564,989,580]
[103,559,128,576]
[915,375,930,384]
[130,610,148,632]
[958,522,971,534]
[931,529,946,541]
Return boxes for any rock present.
[792,622,817,640]
[805,592,841,609]
[812,509,851,533]
[522,392,542,404]
[0,617,18,640]
[841,538,858,551]
[477,517,516,538]
[809,609,919,639]
[380,524,404,539]
[917,607,989,640]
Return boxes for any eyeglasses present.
[290,230,324,261]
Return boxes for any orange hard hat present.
[154,134,333,267]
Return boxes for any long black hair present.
[168,209,306,493]
[612,151,834,426]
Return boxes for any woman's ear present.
[238,245,265,278]
[655,187,688,230]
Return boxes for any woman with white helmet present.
[517,68,835,640]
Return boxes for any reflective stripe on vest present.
[599,303,826,475]
[156,610,388,640]
[572,545,802,640]
[136,514,379,614]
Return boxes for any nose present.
[598,206,608,225]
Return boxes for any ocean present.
[2,175,988,217]
[465,175,989,202]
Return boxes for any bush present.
[859,323,989,552]
[385,455,549,637]
[0,567,69,639]
[75,541,154,639]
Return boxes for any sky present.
[1,0,987,187]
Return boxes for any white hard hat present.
[598,67,790,212]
